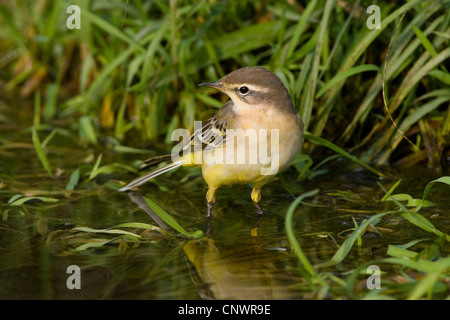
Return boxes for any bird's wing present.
[189,115,228,151]
[139,101,232,171]
[119,101,232,191]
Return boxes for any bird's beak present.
[199,81,224,90]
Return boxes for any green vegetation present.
[1,0,448,170]
[285,177,450,299]
[0,0,449,300]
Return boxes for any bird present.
[119,66,304,221]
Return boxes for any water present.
[0,100,449,299]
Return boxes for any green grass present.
[1,0,448,172]
[285,176,450,299]
[1,0,450,300]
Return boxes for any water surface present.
[1,99,449,299]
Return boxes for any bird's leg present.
[251,215,264,237]
[251,187,264,216]
[206,202,213,235]
[206,187,217,218]
[206,200,214,219]
[206,187,217,235]
[253,202,264,216]
[250,187,264,236]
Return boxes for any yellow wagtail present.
[120,66,304,218]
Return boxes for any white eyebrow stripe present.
[235,84,271,93]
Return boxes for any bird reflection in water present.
[128,192,300,300]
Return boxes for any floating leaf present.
[112,222,155,229]
[73,226,142,240]
[74,239,113,251]
[9,196,59,206]
[7,194,25,204]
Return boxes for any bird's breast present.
[201,107,303,188]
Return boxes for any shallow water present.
[0,100,449,299]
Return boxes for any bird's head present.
[199,66,294,113]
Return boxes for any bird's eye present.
[239,86,249,94]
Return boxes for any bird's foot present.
[253,201,265,216]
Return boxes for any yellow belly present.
[199,112,302,189]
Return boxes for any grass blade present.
[285,189,325,285]
[31,126,52,177]
[285,0,318,61]
[387,245,419,259]
[315,64,380,99]
[9,196,59,206]
[112,222,155,229]
[305,133,387,178]
[412,25,438,57]
[419,176,450,211]
[399,97,449,133]
[301,0,333,130]
[378,182,447,239]
[143,196,203,239]
[315,211,393,269]
[73,226,142,239]
[74,239,113,251]
[79,116,98,145]
[428,69,450,85]
[82,10,144,52]
[65,168,80,191]
[380,179,402,201]
[88,154,102,180]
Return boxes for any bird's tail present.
[119,160,183,192]
[139,154,172,171]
